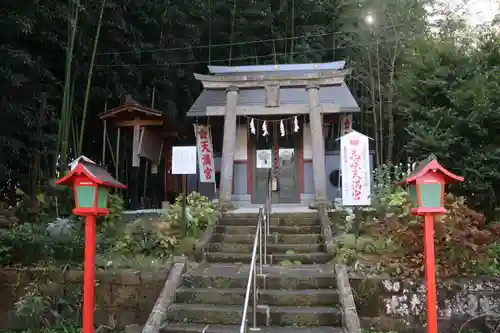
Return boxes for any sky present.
[449,0,499,26]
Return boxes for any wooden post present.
[182,174,187,236]
[115,127,121,180]
[104,131,116,170]
[151,163,159,208]
[131,123,141,210]
[143,160,149,208]
[164,143,171,203]
[102,120,107,165]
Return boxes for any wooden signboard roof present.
[98,95,181,138]
[100,95,162,120]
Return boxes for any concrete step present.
[219,216,319,227]
[208,243,324,254]
[176,287,338,306]
[161,323,345,333]
[224,212,318,219]
[183,263,336,290]
[166,303,341,326]
[215,225,322,235]
[210,233,322,244]
[205,252,332,265]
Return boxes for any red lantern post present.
[56,159,127,333]
[397,155,463,333]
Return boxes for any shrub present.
[12,279,82,329]
[335,162,500,277]
[101,193,124,230]
[0,222,84,267]
[0,191,216,267]
[337,192,500,277]
[164,191,217,238]
[371,162,411,215]
[112,191,217,258]
[112,216,175,258]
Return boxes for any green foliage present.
[336,170,500,277]
[37,180,75,220]
[398,29,500,215]
[369,163,412,220]
[165,192,217,238]
[334,233,401,264]
[373,163,410,205]
[12,280,82,330]
[112,192,217,258]
[336,191,500,277]
[0,223,84,267]
[94,253,170,271]
[0,322,83,333]
[477,241,500,275]
[0,194,124,268]
[111,217,176,259]
[99,193,124,232]
[0,191,215,268]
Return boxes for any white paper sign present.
[256,150,272,169]
[340,130,371,206]
[172,146,197,175]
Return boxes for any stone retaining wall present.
[350,276,500,332]
[0,266,172,329]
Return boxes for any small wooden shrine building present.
[186,61,368,209]
[99,95,183,210]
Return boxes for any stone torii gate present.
[193,64,352,209]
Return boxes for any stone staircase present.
[160,212,343,333]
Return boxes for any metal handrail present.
[239,171,272,333]
[239,207,263,333]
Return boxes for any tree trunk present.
[375,38,384,165]
[30,94,47,200]
[367,51,381,166]
[386,68,395,165]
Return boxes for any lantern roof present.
[398,155,464,185]
[56,162,127,189]
[68,155,96,171]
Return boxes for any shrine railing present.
[239,170,272,333]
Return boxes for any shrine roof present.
[208,61,346,75]
[187,83,359,117]
[187,61,359,117]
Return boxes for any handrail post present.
[258,208,263,274]
[264,196,268,266]
[267,184,271,235]
[263,213,267,266]
[252,248,258,331]
[240,176,272,333]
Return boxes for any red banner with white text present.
[194,125,216,183]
